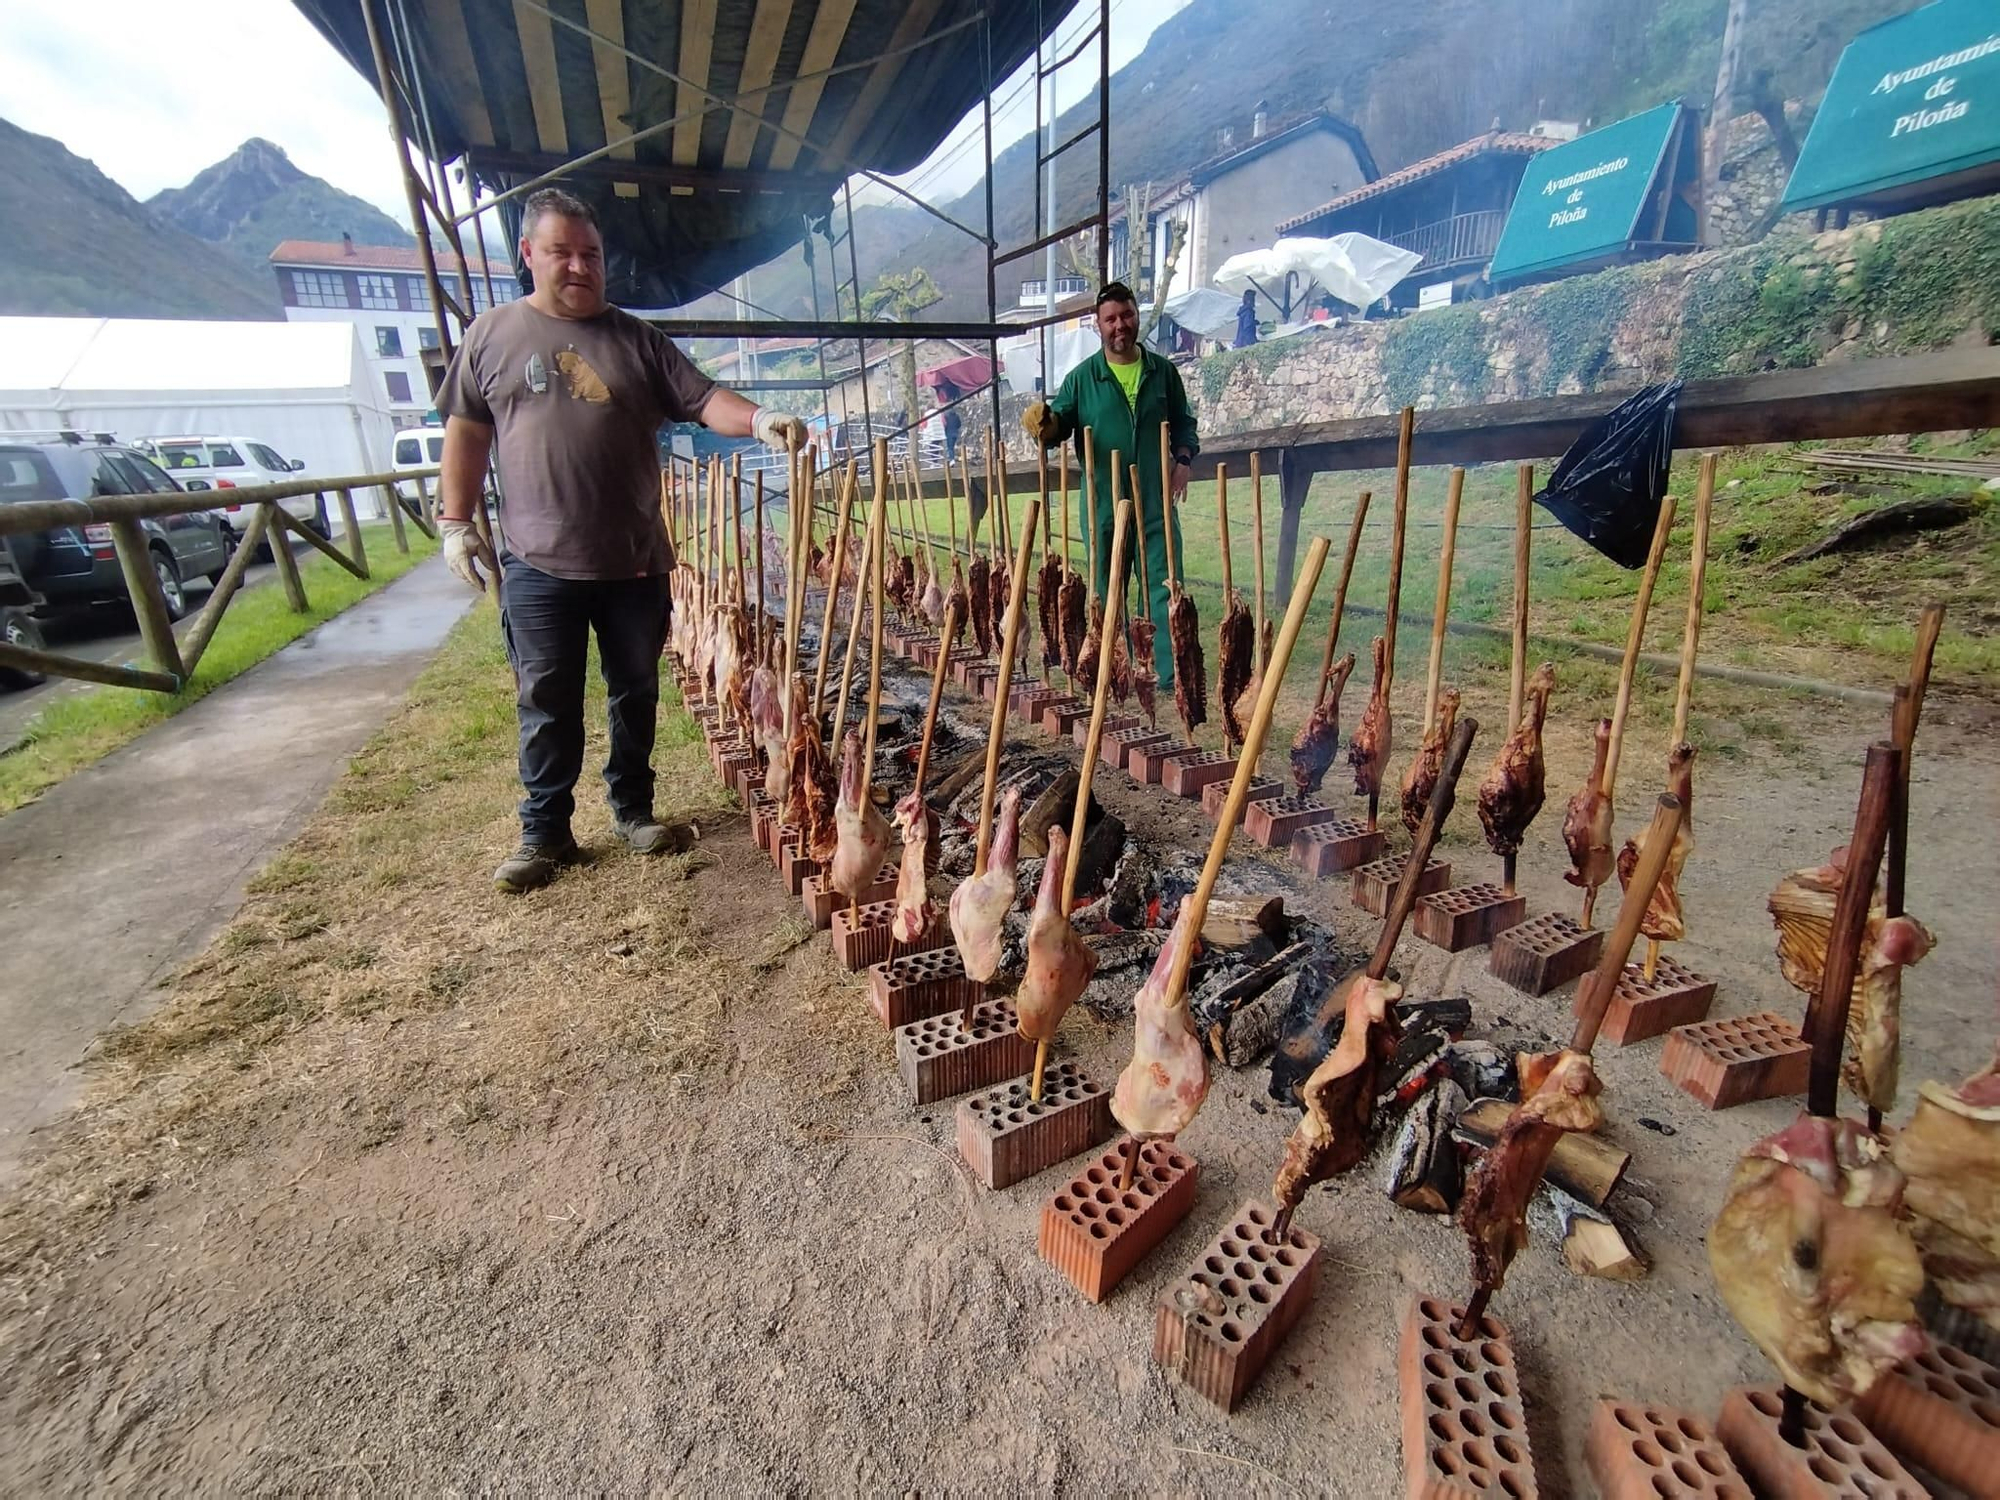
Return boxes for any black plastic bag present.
[1534,379,1681,568]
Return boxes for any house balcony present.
[1385,210,1506,272]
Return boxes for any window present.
[417,326,440,351]
[471,276,519,312]
[358,273,399,310]
[0,448,64,504]
[394,437,422,464]
[407,275,431,312]
[208,444,245,468]
[289,270,350,308]
[90,457,129,497]
[156,442,208,470]
[427,435,444,462]
[111,452,178,493]
[385,371,413,403]
[375,325,403,358]
[248,443,290,472]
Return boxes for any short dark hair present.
[521,187,598,240]
[1095,281,1138,311]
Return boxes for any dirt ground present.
[0,610,1994,1495]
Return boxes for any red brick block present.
[1039,1141,1199,1303]
[1011,682,1062,719]
[1413,883,1528,952]
[969,663,1001,700]
[1352,854,1451,915]
[749,793,778,853]
[1040,699,1090,737]
[1596,955,1718,1045]
[1202,777,1283,823]
[1243,794,1343,848]
[780,839,823,896]
[1078,712,1141,750]
[1131,742,1203,786]
[1489,911,1603,996]
[1854,1343,2000,1497]
[1152,1199,1321,1414]
[771,823,800,872]
[1586,1399,1750,1499]
[802,864,898,929]
[951,652,990,689]
[1293,819,1386,880]
[1163,750,1238,799]
[1717,1385,1924,1499]
[871,946,984,1030]
[1104,726,1172,772]
[1659,1011,1808,1110]
[954,1060,1113,1190]
[830,900,952,972]
[895,999,1033,1104]
[1398,1295,1537,1499]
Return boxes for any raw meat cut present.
[829,729,892,903]
[919,557,945,627]
[1130,617,1158,728]
[989,554,1012,654]
[1399,687,1462,837]
[1058,569,1089,679]
[1893,1046,2000,1335]
[1708,1112,1925,1407]
[948,785,1021,984]
[1217,589,1255,749]
[1475,661,1555,859]
[1562,718,1616,924]
[945,561,972,654]
[1289,652,1354,796]
[1110,902,1210,1138]
[1272,974,1403,1210]
[1076,599,1105,692]
[890,788,937,943]
[1616,742,1696,942]
[1016,825,1098,1044]
[1168,589,1207,737]
[1347,635,1392,803]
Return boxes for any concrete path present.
[0,558,475,1180]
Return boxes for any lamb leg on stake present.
[1289,652,1354,795]
[1399,687,1462,838]
[1476,661,1556,889]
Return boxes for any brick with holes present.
[1489,911,1603,996]
[802,864,898,930]
[1352,855,1452,916]
[894,998,1032,1103]
[1131,743,1205,787]
[1152,1199,1322,1413]
[1594,955,1718,1044]
[1078,712,1141,751]
[1398,1295,1538,1499]
[1585,1399,1750,1499]
[870,947,985,1030]
[1853,1344,2000,1497]
[1163,750,1238,799]
[1104,726,1173,773]
[954,1060,1113,1189]
[1413,883,1528,952]
[1039,1140,1199,1302]
[1242,794,1346,849]
[1202,777,1283,824]
[831,899,953,972]
[1659,1012,1808,1110]
[1040,699,1090,737]
[1294,819,1385,880]
[1717,1385,1924,1498]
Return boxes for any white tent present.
[0,317,399,514]
[1212,234,1423,314]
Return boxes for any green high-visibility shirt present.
[1108,353,1142,411]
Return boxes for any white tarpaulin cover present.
[0,317,398,497]
[997,324,1100,395]
[1212,234,1423,310]
[1149,287,1243,346]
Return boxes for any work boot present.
[493,836,584,894]
[612,816,699,856]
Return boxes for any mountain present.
[0,118,280,319]
[148,138,413,273]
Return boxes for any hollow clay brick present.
[1038,1140,1198,1302]
[1398,1295,1538,1500]
[1853,1343,2000,1497]
[1079,713,1142,751]
[1242,794,1345,849]
[1011,683,1063,720]
[1595,955,1719,1045]
[1203,777,1283,823]
[1413,883,1528,952]
[772,823,800,872]
[954,1060,1113,1189]
[1152,1199,1322,1414]
[781,839,823,897]
[802,864,898,929]
[1586,1398,1750,1500]
[1659,1012,1808,1110]
[1489,912,1603,996]
[871,946,985,1031]
[1040,700,1091,737]
[1352,855,1452,915]
[894,997,1031,1102]
[969,663,1002,701]
[749,793,777,853]
[1717,1385,1924,1499]
[830,899,952,972]
[1104,726,1173,772]
[1132,743,1204,786]
[1292,818,1386,880]
[1163,751,1239,799]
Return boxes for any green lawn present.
[0,523,439,814]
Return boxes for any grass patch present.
[0,523,438,814]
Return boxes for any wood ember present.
[1526,1183,1648,1280]
[1386,1079,1468,1213]
[1454,1096,1630,1209]
[1191,939,1313,1064]
[1265,940,1381,1105]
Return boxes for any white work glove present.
[753,408,811,452]
[441,518,497,593]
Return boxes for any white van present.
[392,427,444,504]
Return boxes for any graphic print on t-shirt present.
[557,349,612,404]
[524,351,549,394]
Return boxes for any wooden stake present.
[1312,492,1371,708]
[754,470,768,660]
[860,439,890,806]
[1083,428,1099,604]
[1571,793,1686,1054]
[1509,466,1532,728]
[1803,742,1900,1117]
[1067,499,1135,893]
[1165,534,1334,1010]
[1371,717,1479,981]
[1382,406,1415,692]
[1672,455,1717,744]
[1251,452,1268,676]
[914,598,958,796]
[1129,464,1151,618]
[1117,1133,1141,1190]
[1886,602,1943,918]
[946,450,962,567]
[974,487,1045,876]
[1159,421,1181,588]
[829,511,875,753]
[811,463,860,720]
[779,440,807,739]
[1602,494,1680,798]
[1420,468,1465,735]
[1216,463,1233,600]
[732,458,748,608]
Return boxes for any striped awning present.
[296,1,1076,309]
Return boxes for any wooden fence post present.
[335,487,369,577]
[265,501,310,613]
[382,482,410,552]
[108,518,187,683]
[179,505,270,675]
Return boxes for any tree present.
[860,267,943,436]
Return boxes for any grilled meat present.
[944,561,972,654]
[1289,653,1355,796]
[1218,589,1256,750]
[1037,554,1064,675]
[989,555,1013,654]
[948,785,1021,984]
[1058,569,1089,679]
[1076,599,1105,693]
[1272,973,1403,1209]
[1562,718,1616,925]
[1131,618,1159,728]
[1347,635,1392,802]
[1108,616,1134,705]
[1399,687,1462,837]
[1616,742,1696,943]
[967,553,994,655]
[1110,902,1210,1138]
[1893,1047,2000,1335]
[919,558,946,627]
[1476,662,1555,859]
[749,664,787,800]
[1708,1113,1925,1407]
[1168,588,1206,738]
[1017,825,1098,1044]
[829,730,892,904]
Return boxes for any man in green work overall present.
[1022,281,1199,685]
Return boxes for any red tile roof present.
[268,239,437,271]
[1277,132,1557,233]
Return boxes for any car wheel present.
[151,548,187,621]
[0,610,47,688]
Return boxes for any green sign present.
[1489,104,1684,282]
[1781,0,2000,212]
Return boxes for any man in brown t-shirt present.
[437,187,807,893]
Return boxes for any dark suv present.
[0,435,231,622]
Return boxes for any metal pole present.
[360,0,459,361]
[982,8,1003,449]
[1098,0,1111,286]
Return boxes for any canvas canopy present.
[1211,235,1422,312]
[1150,287,1244,345]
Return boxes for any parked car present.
[392,426,445,504]
[0,435,231,623]
[0,535,46,690]
[139,435,329,541]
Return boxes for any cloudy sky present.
[3,0,1190,221]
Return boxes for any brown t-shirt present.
[436,299,716,579]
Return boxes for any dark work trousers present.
[499,556,672,845]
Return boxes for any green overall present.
[1044,348,1200,685]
